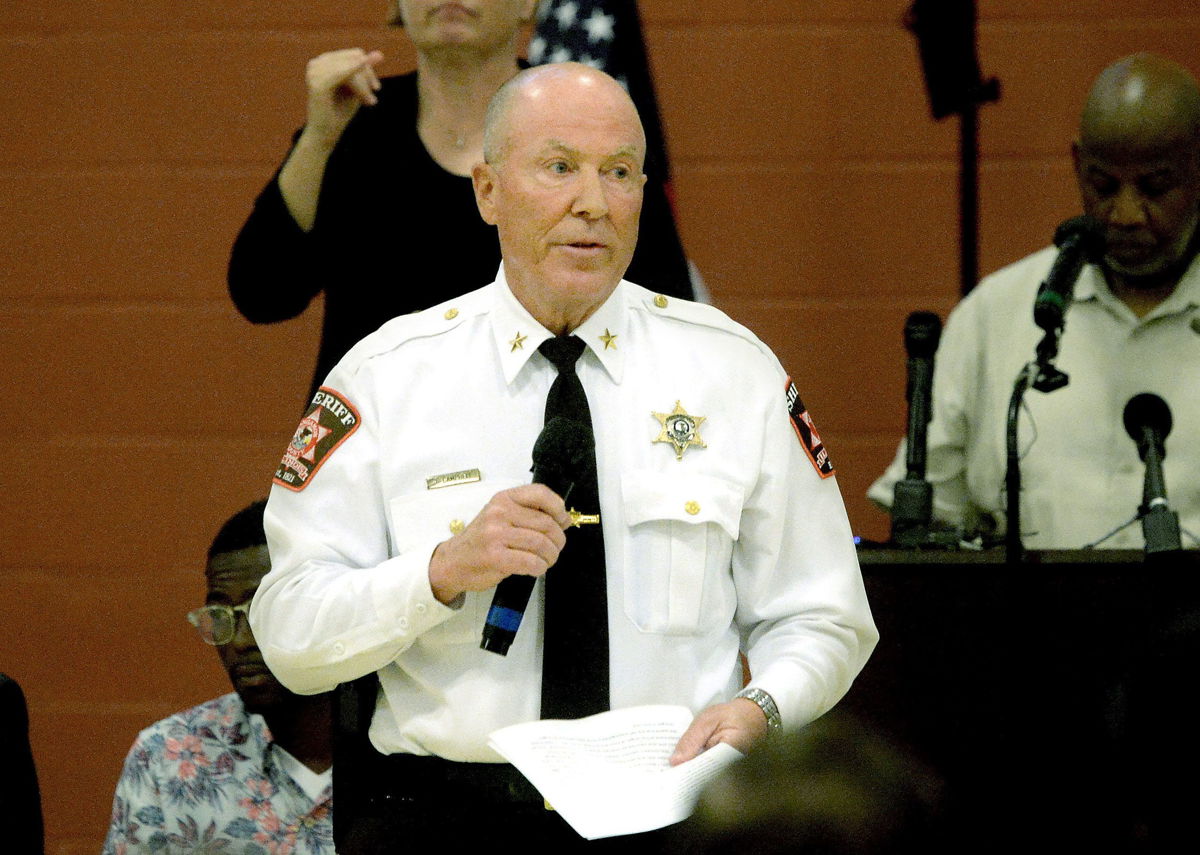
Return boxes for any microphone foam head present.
[903,311,942,359]
[1123,392,1173,452]
[1054,214,1106,262]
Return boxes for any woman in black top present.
[228,0,693,399]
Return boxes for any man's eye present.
[548,161,570,174]
[610,166,630,180]
[1139,178,1174,198]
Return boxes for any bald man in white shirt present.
[253,62,876,852]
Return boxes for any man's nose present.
[571,170,610,220]
[229,608,257,651]
[1107,185,1149,228]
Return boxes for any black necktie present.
[537,336,610,719]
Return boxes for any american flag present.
[530,0,674,186]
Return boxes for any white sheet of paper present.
[487,704,744,840]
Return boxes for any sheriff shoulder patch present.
[785,377,835,479]
[273,387,361,492]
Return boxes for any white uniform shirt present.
[253,269,877,761]
[870,246,1200,549]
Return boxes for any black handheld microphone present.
[902,311,941,480]
[480,416,590,655]
[1123,393,1182,555]
[1033,215,1105,334]
[891,312,942,545]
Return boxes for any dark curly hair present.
[207,499,268,562]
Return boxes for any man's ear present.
[473,162,500,225]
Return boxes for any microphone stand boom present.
[1003,216,1102,565]
[1004,330,1068,565]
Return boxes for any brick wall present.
[3,2,1197,850]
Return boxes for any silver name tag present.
[426,469,482,490]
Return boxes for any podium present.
[840,547,1200,851]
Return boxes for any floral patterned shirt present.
[102,693,334,854]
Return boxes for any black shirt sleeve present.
[227,136,325,324]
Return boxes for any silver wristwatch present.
[736,687,782,735]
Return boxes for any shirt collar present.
[1073,263,1104,303]
[491,265,628,385]
[242,703,273,746]
[1161,252,1200,315]
[226,695,279,775]
[1075,255,1200,322]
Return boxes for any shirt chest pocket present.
[388,478,523,645]
[620,470,744,636]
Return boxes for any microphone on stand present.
[480,416,590,655]
[1034,215,1106,333]
[1123,393,1183,556]
[1030,215,1106,393]
[891,311,945,547]
[1005,215,1106,563]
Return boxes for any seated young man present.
[102,500,335,854]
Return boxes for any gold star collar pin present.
[509,331,528,352]
[652,401,707,460]
[599,328,618,350]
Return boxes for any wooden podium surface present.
[839,547,1200,851]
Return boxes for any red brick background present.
[4,2,1198,850]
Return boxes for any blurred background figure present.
[228,0,694,400]
[102,501,335,854]
[1,673,44,855]
[668,711,950,855]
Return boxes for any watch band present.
[736,687,782,734]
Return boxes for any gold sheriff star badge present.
[652,401,707,460]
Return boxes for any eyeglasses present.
[187,603,251,646]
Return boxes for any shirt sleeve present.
[732,362,879,730]
[101,736,166,855]
[226,132,325,325]
[250,363,462,696]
